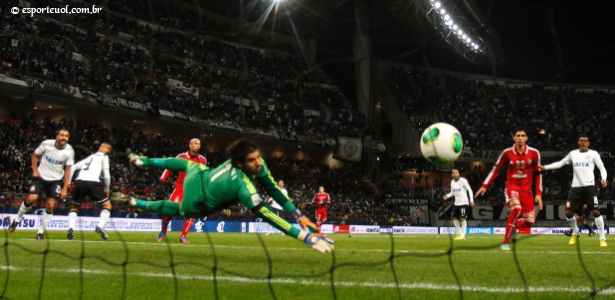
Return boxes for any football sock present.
[515,217,535,228]
[161,216,172,234]
[38,210,53,234]
[595,215,606,240]
[97,209,110,229]
[16,202,31,222]
[453,219,461,235]
[503,205,521,244]
[460,220,467,236]
[68,211,78,229]
[181,218,195,237]
[567,216,579,235]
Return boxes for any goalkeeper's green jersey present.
[180,158,297,217]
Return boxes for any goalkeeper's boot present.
[563,229,573,237]
[36,233,44,240]
[179,236,190,243]
[500,244,511,251]
[157,232,166,242]
[111,192,136,206]
[128,153,144,167]
[67,228,75,240]
[7,217,18,233]
[96,226,109,240]
[600,239,607,247]
[569,234,579,246]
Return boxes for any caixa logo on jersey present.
[1,217,36,228]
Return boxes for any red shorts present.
[505,188,535,214]
[316,208,327,221]
[169,188,184,202]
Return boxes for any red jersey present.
[160,152,207,189]
[313,193,331,209]
[482,145,542,195]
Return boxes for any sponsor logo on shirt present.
[574,162,590,167]
[46,156,65,165]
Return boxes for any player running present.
[443,169,474,240]
[539,134,608,247]
[313,186,331,229]
[475,129,543,251]
[9,129,75,240]
[158,138,207,243]
[67,143,112,240]
[112,138,333,253]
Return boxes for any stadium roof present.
[183,0,613,84]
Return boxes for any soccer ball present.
[420,123,463,165]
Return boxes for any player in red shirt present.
[313,186,331,229]
[475,129,543,251]
[158,138,207,243]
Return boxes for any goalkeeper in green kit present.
[112,138,334,253]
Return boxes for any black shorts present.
[566,186,599,214]
[72,180,108,205]
[451,205,469,219]
[29,178,62,200]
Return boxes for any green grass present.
[0,231,613,299]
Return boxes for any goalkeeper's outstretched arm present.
[237,180,333,253]
[252,204,334,253]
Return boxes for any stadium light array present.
[426,0,486,59]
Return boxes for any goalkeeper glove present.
[302,231,334,253]
[293,209,319,233]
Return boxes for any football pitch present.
[0,231,614,299]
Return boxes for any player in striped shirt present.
[540,134,608,247]
[113,138,333,252]
[158,138,207,243]
[475,129,543,251]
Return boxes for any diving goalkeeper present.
[112,138,334,253]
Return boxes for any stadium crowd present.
[390,67,615,153]
[0,0,364,142]
[0,114,424,225]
